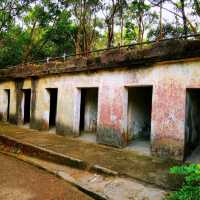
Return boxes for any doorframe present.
[73,87,99,136]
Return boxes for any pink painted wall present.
[151,80,186,160]
[1,58,200,161]
[96,59,200,160]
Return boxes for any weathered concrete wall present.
[1,58,200,160]
[0,81,16,123]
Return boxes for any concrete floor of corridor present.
[0,122,181,189]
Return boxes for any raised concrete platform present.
[0,122,181,190]
[125,139,151,156]
[78,132,97,143]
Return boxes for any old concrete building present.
[0,39,200,161]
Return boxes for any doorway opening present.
[5,89,10,121]
[79,88,98,142]
[185,89,200,162]
[23,89,31,124]
[47,88,58,128]
[126,86,152,155]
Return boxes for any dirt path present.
[0,151,167,200]
[0,153,93,200]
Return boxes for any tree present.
[0,25,26,67]
[67,0,102,55]
[0,0,200,68]
[0,0,76,66]
[124,0,158,44]
[180,0,188,37]
[149,0,198,36]
[0,0,35,33]
[102,0,120,48]
[194,0,200,16]
[117,0,128,45]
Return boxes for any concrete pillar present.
[15,79,24,125]
[30,78,38,128]
[97,85,127,147]
[151,81,186,161]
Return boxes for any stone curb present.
[90,165,118,176]
[0,134,87,170]
[0,134,118,178]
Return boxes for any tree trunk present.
[106,19,114,48]
[180,0,188,37]
[120,1,124,46]
[159,0,163,39]
[194,0,200,16]
[22,20,37,63]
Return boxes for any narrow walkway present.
[0,122,179,189]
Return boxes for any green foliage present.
[0,0,199,68]
[166,164,200,200]
[124,0,158,43]
[147,23,184,40]
[0,25,27,67]
[0,0,76,66]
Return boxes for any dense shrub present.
[166,164,200,200]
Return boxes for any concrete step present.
[0,134,119,177]
[0,134,87,170]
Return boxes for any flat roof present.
[0,39,200,79]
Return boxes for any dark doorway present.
[23,89,31,124]
[48,88,58,128]
[79,88,98,133]
[5,89,10,121]
[80,89,86,132]
[126,86,152,155]
[185,89,200,158]
[127,87,153,142]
